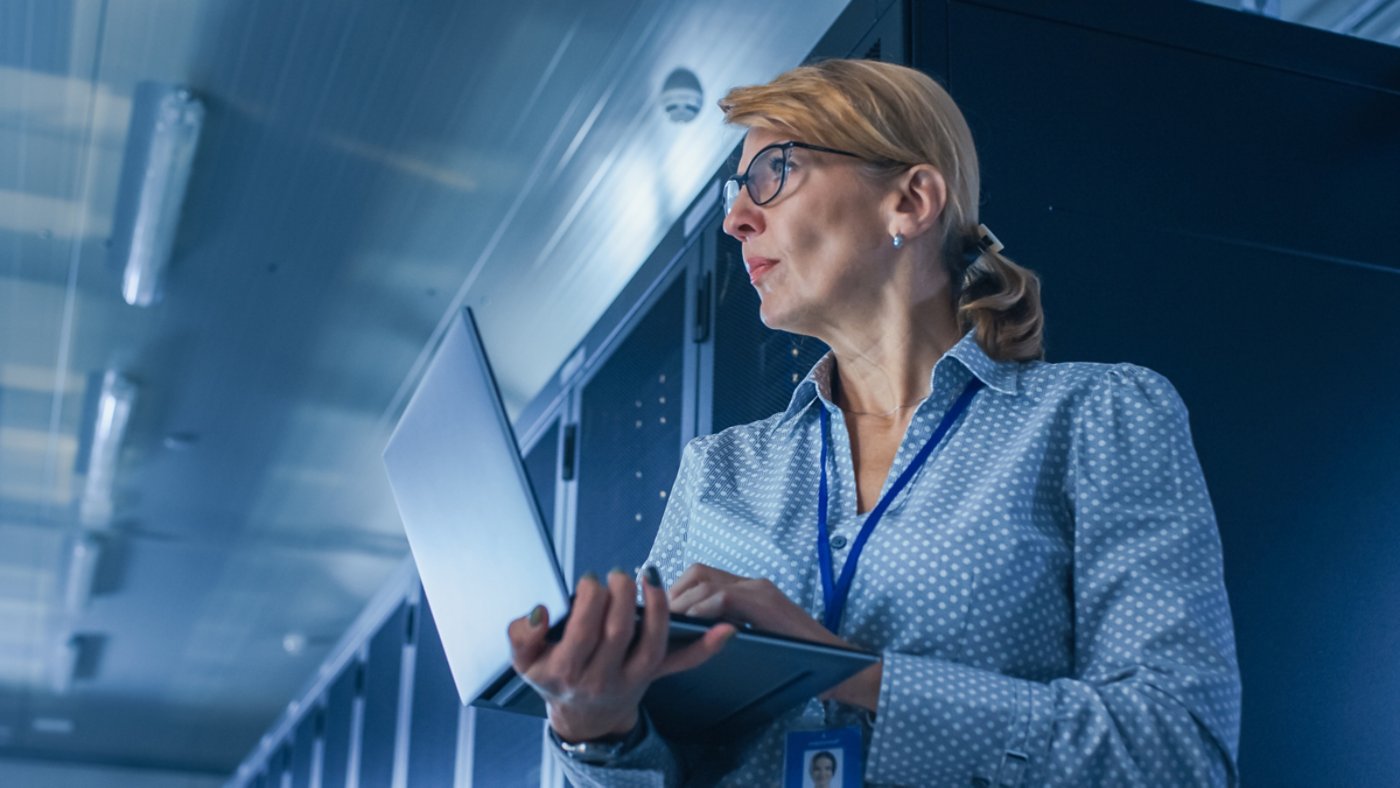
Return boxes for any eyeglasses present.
[722,140,861,215]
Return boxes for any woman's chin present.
[756,297,801,334]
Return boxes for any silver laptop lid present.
[383,308,569,705]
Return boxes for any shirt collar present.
[777,329,1021,426]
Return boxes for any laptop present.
[382,307,877,740]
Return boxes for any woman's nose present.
[721,193,763,241]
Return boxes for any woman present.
[509,59,1240,786]
[809,750,837,788]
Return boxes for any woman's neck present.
[826,300,962,419]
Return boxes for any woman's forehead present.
[738,127,801,163]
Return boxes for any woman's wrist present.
[548,705,641,744]
[828,660,883,712]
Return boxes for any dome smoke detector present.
[660,68,703,123]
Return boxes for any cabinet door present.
[572,274,688,581]
[358,603,410,787]
[320,659,359,788]
[288,709,319,788]
[406,589,460,785]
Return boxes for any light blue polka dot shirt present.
[556,330,1241,787]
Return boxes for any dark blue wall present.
[914,1,1400,783]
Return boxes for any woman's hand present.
[667,563,884,712]
[668,563,838,644]
[507,567,735,743]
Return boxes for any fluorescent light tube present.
[79,371,138,527]
[110,82,205,307]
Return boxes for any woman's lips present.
[745,257,778,284]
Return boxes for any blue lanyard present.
[817,377,984,634]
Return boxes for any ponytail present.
[949,225,1045,362]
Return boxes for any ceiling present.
[0,0,849,774]
[0,0,1394,778]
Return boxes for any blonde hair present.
[719,59,1044,362]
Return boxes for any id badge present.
[782,726,862,788]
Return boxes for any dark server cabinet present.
[469,415,560,785]
[912,1,1400,782]
[706,225,829,434]
[359,602,410,787]
[319,659,359,788]
[406,588,461,785]
[572,274,689,581]
[288,709,319,788]
[265,744,290,788]
[523,419,560,532]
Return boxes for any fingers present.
[656,622,736,678]
[667,563,735,603]
[670,575,771,622]
[677,589,731,621]
[549,572,608,681]
[583,569,638,675]
[507,604,550,675]
[624,565,671,681]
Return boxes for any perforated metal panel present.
[573,276,688,581]
[709,227,828,432]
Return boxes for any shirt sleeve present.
[865,364,1241,787]
[550,437,708,788]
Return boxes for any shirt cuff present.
[865,652,1054,787]
[550,711,682,788]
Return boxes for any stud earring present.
[892,233,905,249]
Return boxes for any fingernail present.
[581,571,598,585]
[644,565,662,588]
[609,566,626,578]
[528,605,544,626]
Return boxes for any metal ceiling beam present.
[1334,0,1390,33]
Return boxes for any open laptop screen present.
[382,308,569,705]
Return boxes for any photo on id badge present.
[784,726,861,788]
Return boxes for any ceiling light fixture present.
[79,371,139,527]
[109,81,205,307]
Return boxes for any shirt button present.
[830,534,848,550]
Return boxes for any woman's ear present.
[887,164,947,240]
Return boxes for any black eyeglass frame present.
[722,140,862,215]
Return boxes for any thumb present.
[655,623,736,678]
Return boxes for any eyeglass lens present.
[724,145,788,215]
